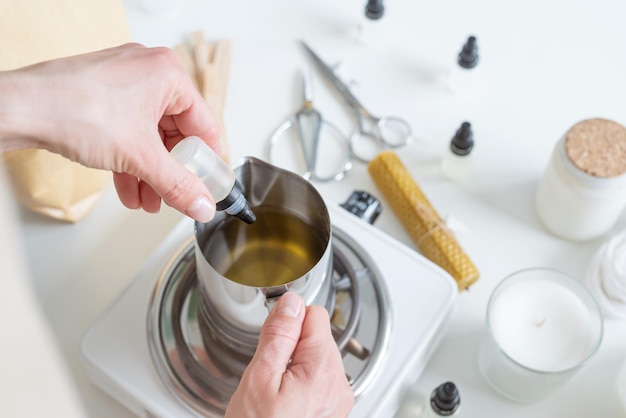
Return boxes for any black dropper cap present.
[450,122,474,156]
[235,203,256,224]
[365,0,385,20]
[430,381,461,415]
[458,36,479,69]
[215,180,256,224]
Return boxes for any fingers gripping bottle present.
[170,136,256,224]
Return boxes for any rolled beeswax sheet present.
[368,150,479,291]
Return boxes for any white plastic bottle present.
[423,382,461,417]
[170,136,256,223]
[535,118,626,241]
[448,36,480,95]
[441,122,475,180]
[357,0,387,47]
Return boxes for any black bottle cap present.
[215,180,256,224]
[431,381,461,415]
[365,0,385,20]
[340,190,382,225]
[458,35,479,69]
[450,122,474,156]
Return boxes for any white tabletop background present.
[15,0,626,416]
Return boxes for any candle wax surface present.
[489,278,595,372]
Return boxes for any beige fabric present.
[0,0,131,222]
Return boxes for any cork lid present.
[564,118,626,178]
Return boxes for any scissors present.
[267,69,353,182]
[300,40,413,163]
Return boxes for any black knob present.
[340,191,382,225]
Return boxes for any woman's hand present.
[0,43,221,222]
[225,292,355,418]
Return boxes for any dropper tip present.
[237,205,257,224]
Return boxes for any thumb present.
[248,292,305,387]
[143,147,217,222]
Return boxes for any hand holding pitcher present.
[225,292,354,418]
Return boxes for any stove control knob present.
[340,190,382,225]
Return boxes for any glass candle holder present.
[478,268,603,403]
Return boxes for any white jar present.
[535,118,626,241]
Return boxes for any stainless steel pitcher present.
[194,157,333,330]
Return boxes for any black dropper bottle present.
[365,0,385,20]
[429,381,461,416]
[358,0,386,46]
[450,122,474,157]
[441,122,475,180]
[449,35,481,93]
[458,36,479,69]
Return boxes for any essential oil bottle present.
[423,382,461,417]
[357,0,387,47]
[448,36,480,94]
[441,122,475,180]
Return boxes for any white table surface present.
[16,0,626,416]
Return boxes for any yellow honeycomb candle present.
[368,151,479,291]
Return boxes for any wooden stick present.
[175,32,233,162]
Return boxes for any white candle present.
[489,278,595,372]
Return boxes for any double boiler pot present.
[194,157,333,330]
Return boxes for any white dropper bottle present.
[170,136,256,223]
[357,0,387,47]
[441,122,475,180]
[423,382,461,417]
[448,35,480,95]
